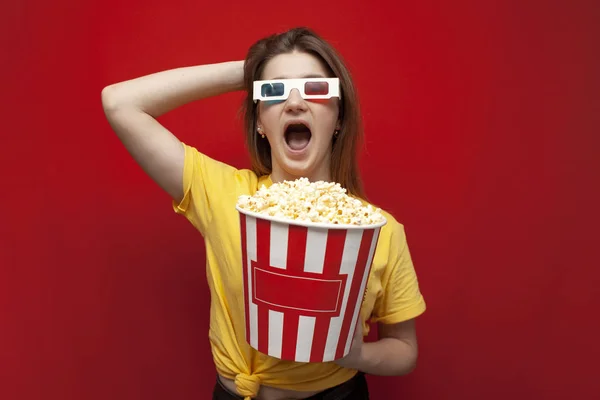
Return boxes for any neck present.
[270,161,331,184]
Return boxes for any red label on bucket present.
[252,262,346,317]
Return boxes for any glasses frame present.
[252,77,341,103]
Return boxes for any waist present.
[218,374,320,400]
[216,372,365,400]
[210,330,358,393]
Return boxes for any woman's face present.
[257,50,340,183]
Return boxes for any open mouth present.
[284,123,312,151]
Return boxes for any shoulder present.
[378,210,407,252]
[182,142,260,191]
[355,196,407,246]
[358,200,408,264]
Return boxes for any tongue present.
[287,131,311,150]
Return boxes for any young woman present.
[101,27,426,400]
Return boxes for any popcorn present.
[237,178,385,226]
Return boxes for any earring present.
[334,129,340,137]
[257,127,265,139]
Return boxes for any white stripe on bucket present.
[268,310,284,358]
[245,216,259,349]
[303,227,328,274]
[295,315,316,362]
[269,222,288,270]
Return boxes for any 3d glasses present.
[253,77,341,103]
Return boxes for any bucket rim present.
[236,205,388,230]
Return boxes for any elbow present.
[101,85,117,113]
[391,357,417,377]
[394,348,418,376]
[403,356,418,375]
[101,83,138,115]
[101,84,122,114]
[401,348,419,375]
[101,84,147,119]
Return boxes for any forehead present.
[261,51,331,80]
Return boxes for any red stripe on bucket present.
[256,218,271,355]
[281,225,307,360]
[310,229,347,362]
[335,228,375,359]
[240,214,250,344]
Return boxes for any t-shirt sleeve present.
[371,223,426,324]
[172,142,249,235]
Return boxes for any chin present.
[279,150,331,182]
[281,159,315,179]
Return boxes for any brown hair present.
[241,27,366,199]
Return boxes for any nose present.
[285,88,307,113]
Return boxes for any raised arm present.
[101,61,245,203]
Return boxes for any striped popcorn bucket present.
[236,206,386,363]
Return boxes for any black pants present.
[213,372,369,400]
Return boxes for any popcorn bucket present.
[236,206,386,363]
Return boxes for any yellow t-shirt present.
[173,143,426,398]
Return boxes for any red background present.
[1,0,599,399]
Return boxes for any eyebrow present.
[269,73,327,80]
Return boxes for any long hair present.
[241,27,365,199]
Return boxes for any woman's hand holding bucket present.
[333,320,365,370]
